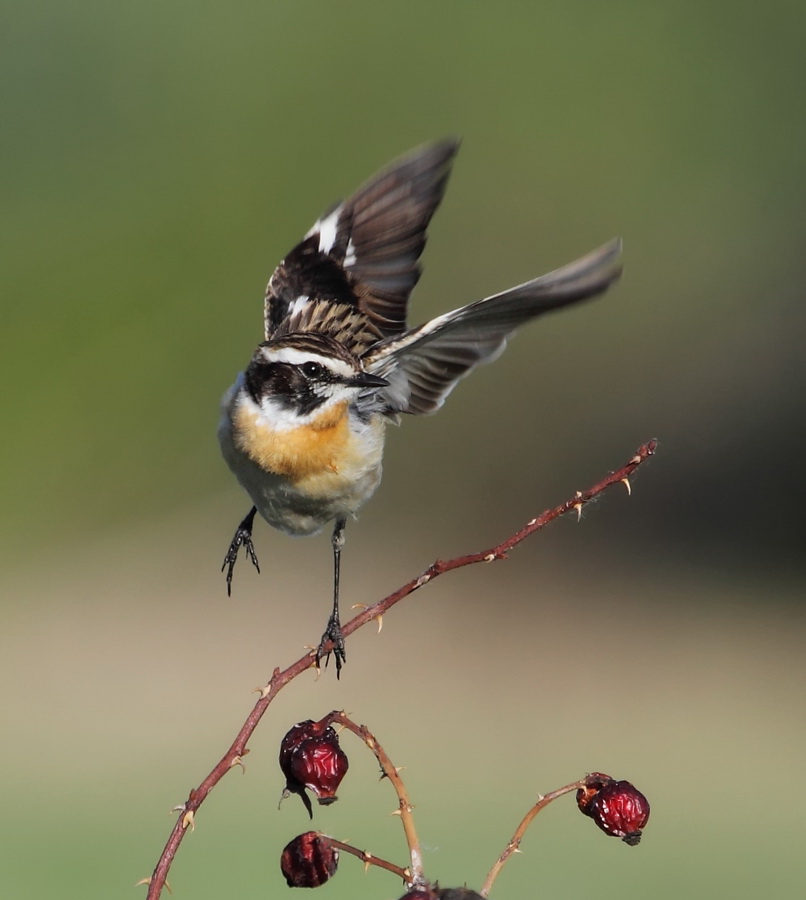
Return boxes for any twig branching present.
[331,711,425,886]
[143,440,657,899]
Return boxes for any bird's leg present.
[221,506,260,596]
[317,517,347,675]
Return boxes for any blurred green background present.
[2,1,804,898]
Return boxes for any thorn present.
[484,553,495,562]
[513,847,523,855]
[363,851,373,873]
[573,492,584,521]
[353,605,384,633]
[630,453,641,465]
[136,878,172,895]
[390,808,402,817]
[170,804,185,815]
[621,476,632,495]
[302,649,322,679]
[535,792,545,802]
[182,809,195,831]
[230,754,247,773]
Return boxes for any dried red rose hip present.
[280,719,349,817]
[576,772,616,815]
[577,773,650,845]
[280,832,339,888]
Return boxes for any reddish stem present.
[330,712,425,885]
[324,836,411,883]
[480,780,587,896]
[143,440,657,898]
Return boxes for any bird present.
[218,139,622,674]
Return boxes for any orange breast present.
[232,401,353,482]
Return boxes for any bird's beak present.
[349,371,389,389]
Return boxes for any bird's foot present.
[222,508,260,595]
[316,614,346,677]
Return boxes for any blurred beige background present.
[2,2,803,898]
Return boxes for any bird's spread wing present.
[363,238,623,415]
[263,140,459,342]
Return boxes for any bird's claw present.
[316,615,347,677]
[222,509,260,596]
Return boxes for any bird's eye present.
[301,362,325,379]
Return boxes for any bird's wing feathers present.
[264,140,459,341]
[364,238,623,415]
[261,142,622,418]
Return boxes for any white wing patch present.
[344,238,357,268]
[287,295,310,318]
[309,207,342,255]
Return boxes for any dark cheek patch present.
[246,358,326,417]
[295,385,327,417]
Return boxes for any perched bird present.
[218,140,622,673]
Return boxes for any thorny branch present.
[319,836,410,883]
[330,712,425,886]
[480,780,587,896]
[143,440,657,899]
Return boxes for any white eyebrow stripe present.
[259,346,355,378]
